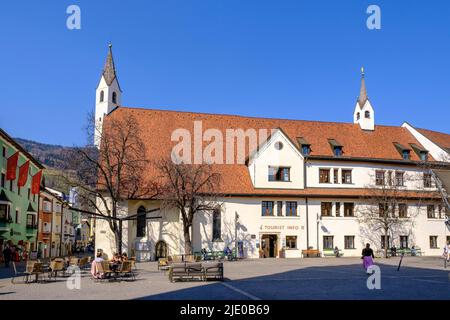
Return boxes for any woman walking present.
[362,243,375,274]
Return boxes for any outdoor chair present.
[184,255,195,263]
[69,257,79,266]
[11,261,28,284]
[117,261,135,281]
[78,257,89,269]
[48,260,66,279]
[24,261,45,283]
[101,261,117,279]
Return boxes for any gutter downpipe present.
[304,156,309,249]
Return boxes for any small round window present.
[274,141,284,150]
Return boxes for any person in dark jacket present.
[361,243,375,274]
[2,245,11,268]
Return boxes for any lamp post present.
[235,211,239,258]
[316,213,321,250]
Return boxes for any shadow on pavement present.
[136,262,450,300]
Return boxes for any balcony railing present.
[0,217,13,224]
[26,224,38,229]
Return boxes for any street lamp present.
[316,213,322,250]
[235,211,239,258]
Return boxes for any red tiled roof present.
[103,107,443,197]
[417,128,450,151]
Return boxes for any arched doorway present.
[155,240,168,259]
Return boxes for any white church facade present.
[94,46,450,261]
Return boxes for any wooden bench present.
[301,249,321,258]
[323,249,344,257]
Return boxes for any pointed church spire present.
[102,43,119,86]
[358,67,368,108]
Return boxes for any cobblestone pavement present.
[0,256,448,300]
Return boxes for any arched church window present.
[365,111,370,119]
[100,90,104,102]
[136,206,146,238]
[112,92,117,104]
[356,112,360,120]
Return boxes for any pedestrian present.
[443,241,450,262]
[361,243,375,274]
[2,245,11,268]
[334,246,340,258]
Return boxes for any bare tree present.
[357,171,423,258]
[156,158,222,255]
[65,112,159,254]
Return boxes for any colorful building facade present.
[0,128,44,258]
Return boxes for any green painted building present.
[0,128,44,256]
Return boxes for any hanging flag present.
[6,152,19,180]
[17,160,30,187]
[31,170,42,194]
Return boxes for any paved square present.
[0,257,448,300]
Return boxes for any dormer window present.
[297,137,311,156]
[328,139,343,157]
[112,91,117,104]
[402,150,410,160]
[365,111,370,119]
[419,152,428,161]
[410,143,429,162]
[393,142,411,161]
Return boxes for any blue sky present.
[0,0,449,146]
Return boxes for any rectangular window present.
[342,170,352,184]
[15,209,19,224]
[335,202,341,217]
[344,236,355,249]
[277,201,283,216]
[379,203,388,217]
[27,188,31,201]
[17,186,21,196]
[33,194,36,202]
[344,203,354,217]
[423,173,432,188]
[398,204,408,218]
[387,171,393,186]
[286,236,297,249]
[381,235,390,249]
[375,171,385,186]
[0,173,5,188]
[268,167,290,182]
[438,205,442,219]
[400,236,408,249]
[429,236,438,249]
[323,236,334,249]
[262,201,274,216]
[43,201,52,213]
[2,146,6,158]
[286,202,297,216]
[212,209,222,241]
[427,205,435,219]
[9,180,13,192]
[319,169,330,183]
[333,169,339,184]
[0,204,9,220]
[321,202,332,217]
[26,214,35,227]
[395,172,404,186]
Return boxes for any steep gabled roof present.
[416,128,450,153]
[101,44,121,91]
[101,107,442,196]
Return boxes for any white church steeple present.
[353,67,375,131]
[94,44,122,147]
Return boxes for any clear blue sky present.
[1,0,449,146]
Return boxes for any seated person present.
[334,246,340,257]
[94,252,104,263]
[121,252,128,262]
[112,253,121,263]
[224,246,232,260]
[391,246,397,256]
[411,246,417,256]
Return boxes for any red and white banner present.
[31,170,42,194]
[17,160,30,187]
[6,151,19,180]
